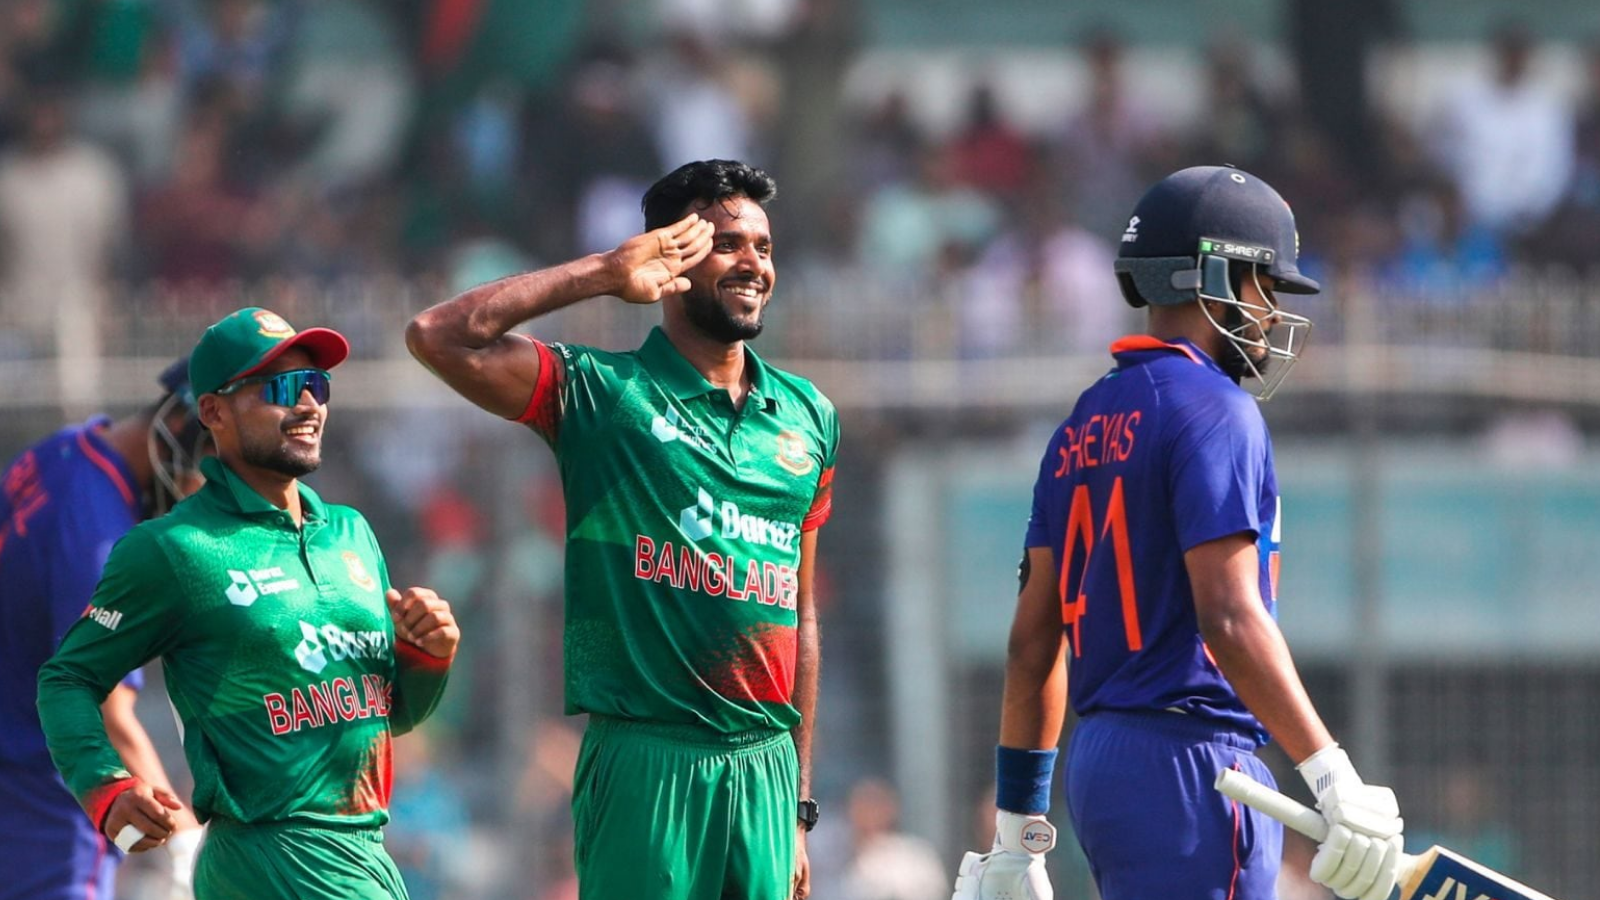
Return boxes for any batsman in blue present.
[952,167,1408,900]
[0,360,206,900]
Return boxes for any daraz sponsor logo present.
[293,620,390,675]
[679,487,798,551]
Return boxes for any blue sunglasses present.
[218,368,333,407]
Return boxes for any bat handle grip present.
[1217,769,1439,898]
[1214,768,1330,842]
[113,823,148,852]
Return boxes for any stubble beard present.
[241,429,321,478]
[684,287,765,344]
[1219,339,1271,382]
[1216,301,1271,382]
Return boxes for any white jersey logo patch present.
[294,619,390,675]
[225,570,259,607]
[651,405,713,451]
[225,566,301,607]
[679,487,798,551]
[87,607,123,631]
[680,488,715,541]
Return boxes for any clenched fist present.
[386,587,460,659]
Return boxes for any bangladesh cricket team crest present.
[774,430,813,476]
[254,309,295,338]
[342,551,376,591]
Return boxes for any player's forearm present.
[1188,535,1333,762]
[107,735,201,830]
[998,633,1068,750]
[999,552,1070,750]
[409,254,621,351]
[102,688,201,829]
[390,641,453,736]
[792,602,820,797]
[1198,602,1332,763]
[38,662,137,819]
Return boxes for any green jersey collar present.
[638,326,774,409]
[199,455,327,522]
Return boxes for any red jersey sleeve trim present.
[83,776,139,832]
[510,337,564,442]
[1109,335,1204,366]
[396,638,454,673]
[77,431,135,507]
[801,466,835,532]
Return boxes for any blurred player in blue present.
[953,167,1407,900]
[0,359,207,900]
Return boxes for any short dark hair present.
[641,159,778,231]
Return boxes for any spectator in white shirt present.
[1432,22,1575,236]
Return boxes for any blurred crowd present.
[2,2,1599,362]
[8,4,1600,899]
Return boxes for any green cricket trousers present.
[573,715,799,900]
[194,816,408,900]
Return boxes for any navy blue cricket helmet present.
[1113,166,1317,400]
[1113,165,1318,309]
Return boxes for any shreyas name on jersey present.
[1055,409,1143,477]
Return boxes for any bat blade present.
[1405,846,1559,900]
[1214,769,1560,900]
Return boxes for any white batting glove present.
[951,810,1056,900]
[1298,745,1405,900]
[165,827,201,900]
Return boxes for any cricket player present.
[1,359,205,900]
[38,308,461,900]
[953,167,1406,900]
[407,159,837,900]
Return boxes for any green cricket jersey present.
[523,327,838,734]
[37,456,451,830]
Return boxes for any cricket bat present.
[1214,768,1558,900]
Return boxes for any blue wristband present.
[995,745,1057,815]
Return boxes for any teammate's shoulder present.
[9,423,87,478]
[760,364,836,416]
[537,338,633,366]
[103,518,175,572]
[319,500,377,530]
[1162,376,1266,444]
[538,338,649,381]
[128,502,202,543]
[1145,357,1255,409]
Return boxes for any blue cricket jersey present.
[0,418,145,899]
[1024,337,1281,741]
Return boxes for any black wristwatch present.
[797,798,820,832]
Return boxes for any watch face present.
[798,799,820,830]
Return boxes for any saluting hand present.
[606,214,715,304]
[386,587,460,659]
